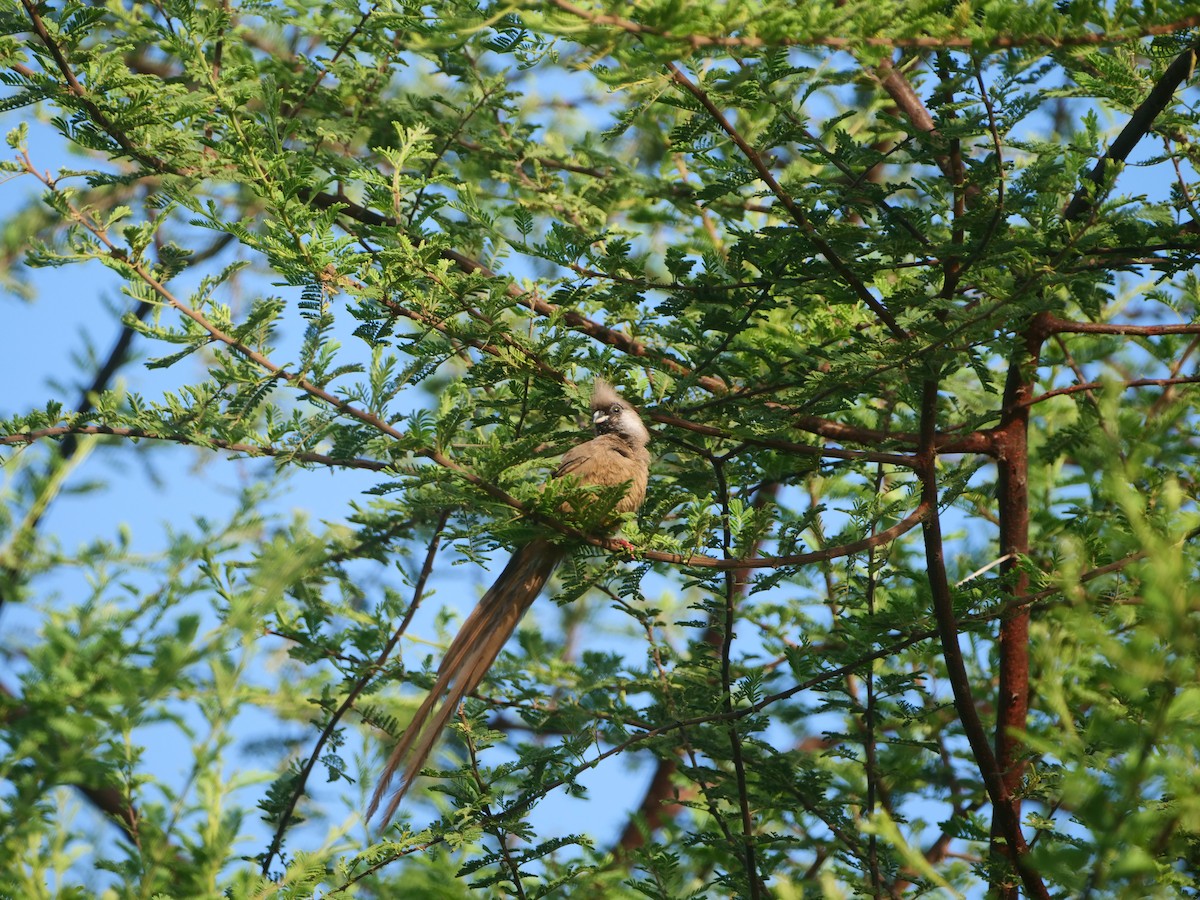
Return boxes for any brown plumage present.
[367,381,652,825]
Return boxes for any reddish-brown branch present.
[916,381,1049,900]
[793,415,994,456]
[1025,374,1200,407]
[868,54,991,214]
[990,321,1046,895]
[653,412,920,466]
[1042,315,1200,337]
[870,57,957,185]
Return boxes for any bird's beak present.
[593,411,608,426]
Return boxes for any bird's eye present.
[610,404,622,414]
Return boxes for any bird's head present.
[591,380,650,447]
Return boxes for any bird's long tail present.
[367,538,564,825]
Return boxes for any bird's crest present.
[591,378,624,409]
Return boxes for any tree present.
[3,0,1200,896]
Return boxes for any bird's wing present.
[552,436,603,479]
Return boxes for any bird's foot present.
[611,538,637,557]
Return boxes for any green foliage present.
[3,0,1200,896]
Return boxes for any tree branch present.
[1063,37,1200,222]
[308,190,730,393]
[259,511,450,875]
[916,381,1049,899]
[1,426,390,471]
[990,320,1044,897]
[1025,374,1200,407]
[19,0,186,173]
[666,63,909,341]
[712,458,764,898]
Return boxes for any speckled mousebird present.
[367,380,652,825]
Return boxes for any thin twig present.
[259,511,450,874]
[1,426,390,471]
[666,63,908,341]
[712,458,763,899]
[1024,374,1200,407]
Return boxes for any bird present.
[367,380,652,825]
